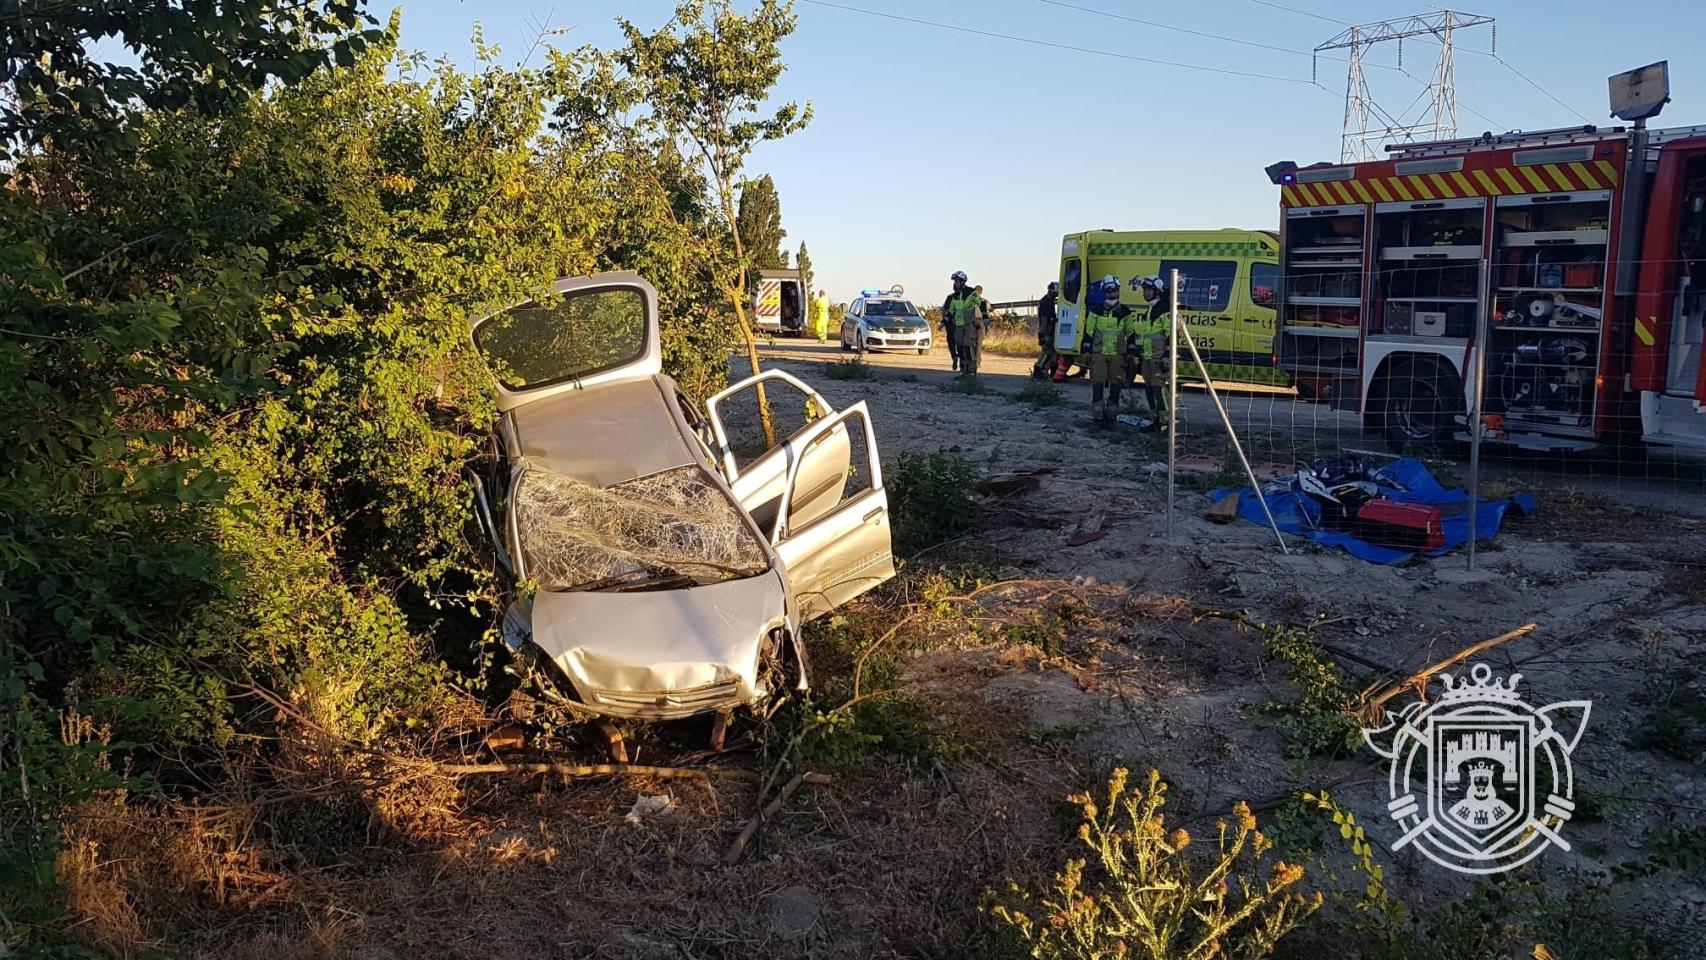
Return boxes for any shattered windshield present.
[475,286,647,390]
[513,464,769,591]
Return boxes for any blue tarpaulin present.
[1208,458,1538,564]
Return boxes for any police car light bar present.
[860,288,883,298]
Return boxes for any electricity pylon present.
[1316,10,1495,163]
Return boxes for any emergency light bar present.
[860,288,883,297]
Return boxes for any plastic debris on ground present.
[623,793,677,827]
[1207,455,1538,564]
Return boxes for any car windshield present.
[864,300,917,317]
[513,464,769,591]
[475,286,647,390]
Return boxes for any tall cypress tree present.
[735,174,786,270]
[796,241,814,293]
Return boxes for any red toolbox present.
[1353,499,1445,551]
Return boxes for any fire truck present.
[1268,61,1706,454]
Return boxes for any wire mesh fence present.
[1135,253,1706,577]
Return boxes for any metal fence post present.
[1166,268,1180,538]
[1466,260,1489,571]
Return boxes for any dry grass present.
[981,321,1042,358]
[43,574,1266,959]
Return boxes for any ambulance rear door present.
[1056,234,1086,352]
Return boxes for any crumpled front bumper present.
[523,572,791,720]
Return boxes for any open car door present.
[704,370,840,521]
[765,402,894,621]
[469,272,661,412]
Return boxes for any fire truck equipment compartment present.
[1207,458,1536,564]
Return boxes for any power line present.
[1247,0,1348,26]
[796,0,1325,85]
[1393,65,1502,134]
[1033,0,1305,57]
[1486,53,1594,125]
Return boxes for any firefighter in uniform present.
[1033,281,1059,379]
[1082,275,1137,425]
[946,276,985,375]
[942,271,968,371]
[1135,276,1171,419]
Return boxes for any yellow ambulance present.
[1055,229,1287,386]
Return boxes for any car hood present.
[530,571,789,705]
[867,316,926,327]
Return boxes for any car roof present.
[508,375,696,487]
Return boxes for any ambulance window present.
[1161,259,1236,312]
[1063,259,1083,303]
[1250,263,1279,309]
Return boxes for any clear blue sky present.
[393,0,1705,303]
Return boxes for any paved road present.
[758,335,1706,518]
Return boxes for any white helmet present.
[1100,274,1120,293]
[950,270,968,283]
[1140,275,1167,295]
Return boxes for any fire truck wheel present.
[1376,358,1462,451]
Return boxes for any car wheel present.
[1377,358,1462,451]
[916,348,927,355]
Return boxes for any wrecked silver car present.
[469,272,896,728]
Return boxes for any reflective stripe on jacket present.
[1083,304,1135,356]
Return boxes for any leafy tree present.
[619,0,811,444]
[736,173,787,271]
[0,0,379,163]
[1,8,757,944]
[796,240,814,293]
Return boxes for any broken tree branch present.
[1361,622,1538,712]
[723,771,833,865]
[436,762,764,782]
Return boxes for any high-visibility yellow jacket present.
[1134,300,1172,338]
[1083,303,1137,356]
[946,290,983,327]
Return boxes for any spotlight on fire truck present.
[1609,60,1670,122]
[1264,160,1299,186]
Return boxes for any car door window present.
[705,371,838,525]
[1250,262,1279,311]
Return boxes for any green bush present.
[1011,381,1066,408]
[822,358,878,380]
[1256,625,1363,765]
[888,451,980,557]
[991,768,1321,959]
[939,374,994,395]
[0,6,778,940]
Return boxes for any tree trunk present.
[726,284,776,448]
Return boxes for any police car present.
[839,287,931,354]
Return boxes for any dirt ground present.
[113,343,1706,959]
